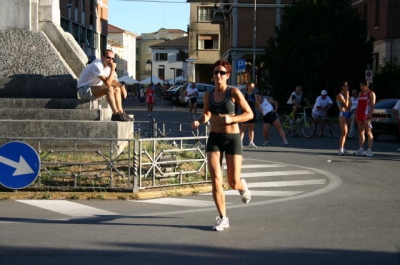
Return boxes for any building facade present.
[351,0,400,71]
[218,0,291,85]
[187,0,291,85]
[107,24,137,79]
[136,28,188,82]
[60,0,108,62]
[149,37,189,84]
[187,1,221,84]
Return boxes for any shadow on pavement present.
[1,243,398,265]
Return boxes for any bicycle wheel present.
[279,115,292,136]
[301,117,316,138]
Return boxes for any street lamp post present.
[146,59,152,83]
[252,0,257,83]
[160,65,165,85]
[170,67,176,84]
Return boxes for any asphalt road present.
[0,98,399,265]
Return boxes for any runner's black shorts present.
[206,132,242,155]
[263,112,279,124]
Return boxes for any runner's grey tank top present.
[209,87,235,115]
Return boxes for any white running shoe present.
[261,141,270,146]
[365,150,373,157]
[248,142,257,148]
[239,178,251,204]
[283,139,289,145]
[339,149,350,155]
[212,216,229,231]
[353,149,365,156]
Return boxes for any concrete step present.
[0,108,114,121]
[0,120,133,138]
[0,78,77,98]
[0,120,134,153]
[0,98,108,110]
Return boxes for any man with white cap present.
[312,90,333,137]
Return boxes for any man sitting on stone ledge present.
[77,49,131,122]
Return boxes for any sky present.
[108,0,190,35]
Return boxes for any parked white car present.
[178,82,215,106]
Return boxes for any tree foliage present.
[373,60,400,99]
[263,0,373,103]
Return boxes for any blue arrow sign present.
[0,141,41,189]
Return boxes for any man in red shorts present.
[354,79,376,157]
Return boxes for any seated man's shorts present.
[77,85,96,100]
[312,112,328,120]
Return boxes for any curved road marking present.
[134,159,342,217]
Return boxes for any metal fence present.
[0,120,210,192]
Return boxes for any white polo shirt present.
[77,59,111,88]
[312,95,333,116]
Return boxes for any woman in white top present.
[256,94,288,146]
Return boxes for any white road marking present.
[16,200,117,217]
[247,179,326,188]
[222,190,303,196]
[224,164,287,169]
[242,170,315,178]
[11,160,339,218]
[137,198,218,208]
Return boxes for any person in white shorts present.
[77,49,130,122]
[186,82,198,119]
[348,89,359,139]
[312,90,333,137]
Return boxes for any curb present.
[0,185,213,201]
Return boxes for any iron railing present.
[0,121,210,192]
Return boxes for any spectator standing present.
[240,82,257,147]
[312,90,333,137]
[137,84,142,100]
[336,81,352,155]
[353,79,376,157]
[146,84,156,117]
[347,89,359,139]
[76,49,129,122]
[191,60,252,231]
[255,94,289,146]
[156,82,163,99]
[186,82,199,119]
[139,87,145,105]
[286,86,311,136]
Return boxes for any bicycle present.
[314,114,336,139]
[279,106,316,138]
